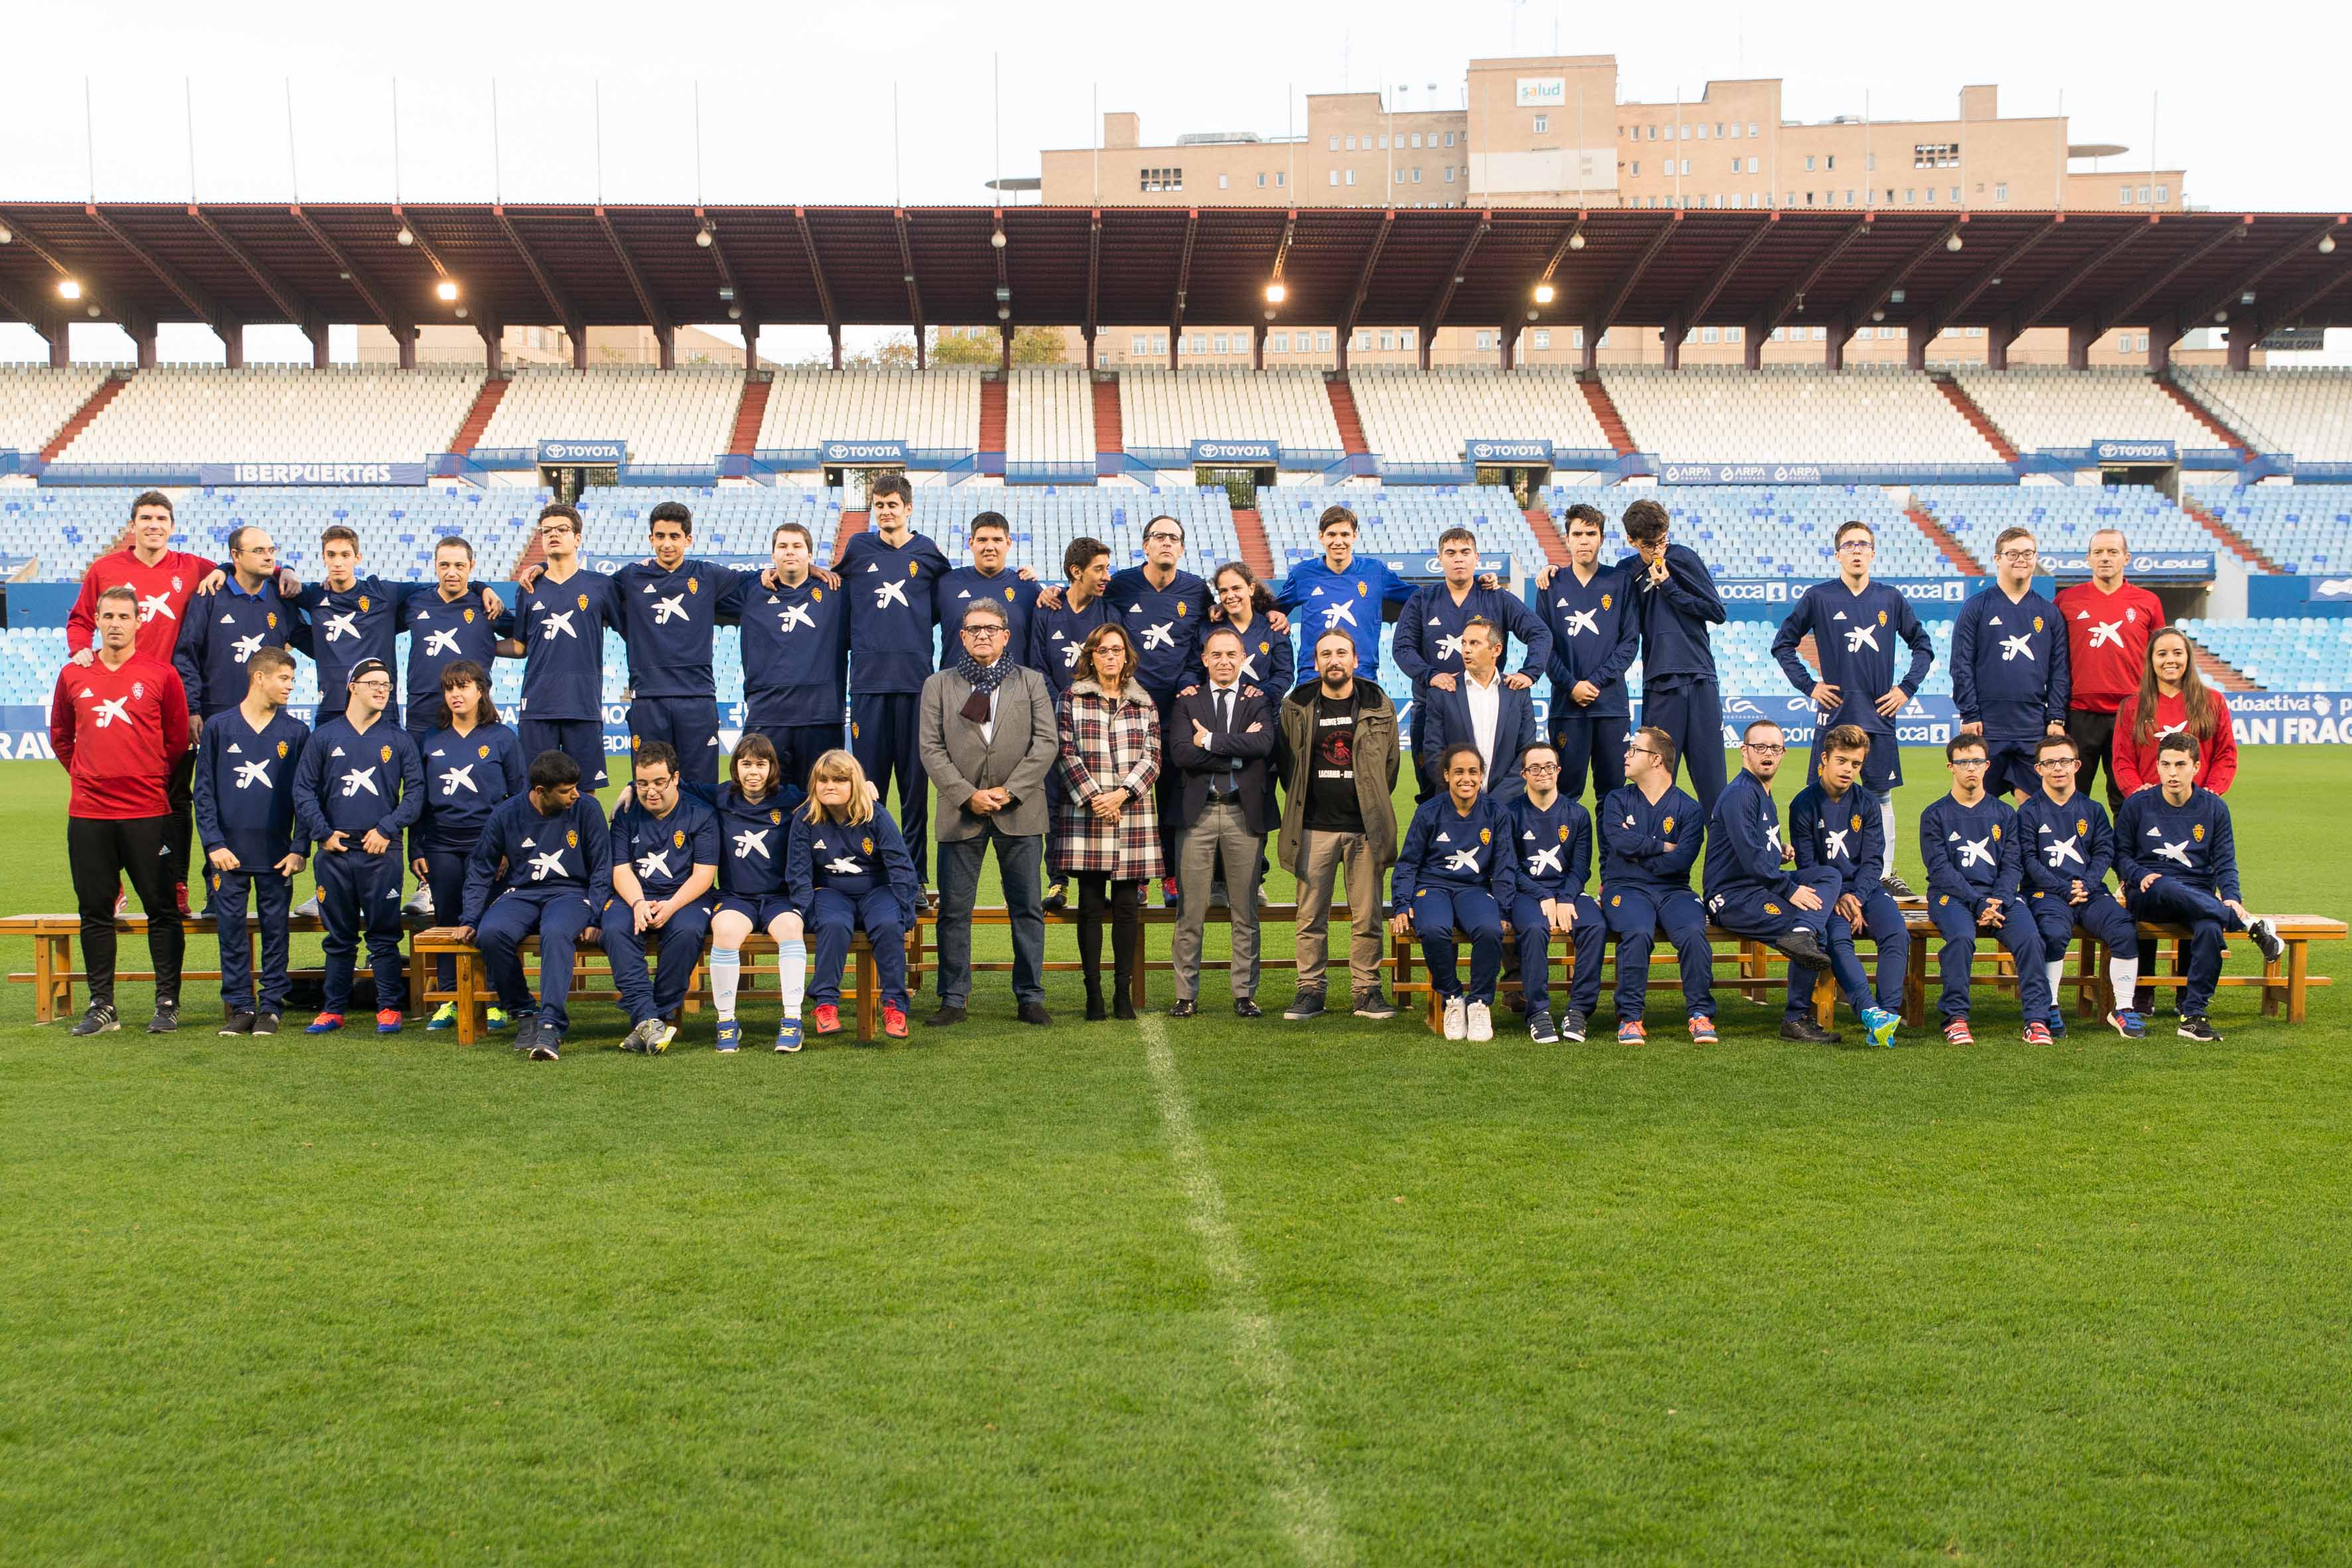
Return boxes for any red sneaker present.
[1688,1015,1719,1045]
[1943,1018,1975,1046]
[882,1002,908,1039]
[174,881,192,919]
[375,1009,404,1034]
[2021,1021,2053,1046]
[811,1003,842,1036]
[114,884,129,917]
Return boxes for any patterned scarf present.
[956,651,1012,722]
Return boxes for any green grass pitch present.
[3,747,2347,1563]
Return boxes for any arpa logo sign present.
[2312,578,2352,599]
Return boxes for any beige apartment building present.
[356,323,751,369]
[1041,56,2219,372]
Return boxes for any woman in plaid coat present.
[1056,623,1165,1019]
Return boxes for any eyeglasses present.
[1836,539,1873,552]
[1997,549,2038,562]
[1624,745,1660,759]
[351,678,392,690]
[1950,757,1991,769]
[1523,763,1560,775]
[961,624,1006,637]
[1144,532,1182,544]
[2033,757,2077,769]
[1742,742,1786,755]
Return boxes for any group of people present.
[51,485,2283,1054]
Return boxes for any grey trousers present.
[1171,802,1263,1000]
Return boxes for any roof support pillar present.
[2226,331,2251,372]
[1334,329,1348,374]
[1581,327,1599,374]
[393,324,417,370]
[657,325,675,371]
[222,323,244,370]
[1662,327,1681,372]
[1744,326,1763,370]
[1252,322,1267,371]
[829,324,842,370]
[1168,329,1180,372]
[1823,331,1844,372]
[744,325,761,374]
[1000,323,1014,372]
[311,328,330,370]
[2067,323,2094,370]
[50,330,72,370]
[572,330,588,370]
[1500,322,1519,372]
[479,321,505,378]
[2148,335,2170,374]
[1417,331,1431,371]
[1081,327,1097,371]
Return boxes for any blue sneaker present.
[2047,1014,2069,1040]
[426,1002,457,1031]
[485,1006,513,1032]
[305,1012,344,1035]
[1861,1006,1900,1050]
[2107,1008,2148,1039]
[775,1015,805,1054]
[714,1018,742,1053]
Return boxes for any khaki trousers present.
[1294,828,1384,996]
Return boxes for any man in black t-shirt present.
[1277,629,1401,1020]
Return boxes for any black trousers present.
[70,815,183,1010]
[2066,708,2124,815]
[165,750,196,892]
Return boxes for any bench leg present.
[1903,937,1928,1028]
[33,933,58,1024]
[453,952,479,1047]
[1812,965,1835,1030]
[856,945,877,1042]
[2288,941,2310,1024]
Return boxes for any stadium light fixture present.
[2241,291,2257,305]
[728,305,742,320]
[396,226,414,246]
[2213,309,2228,323]
[57,279,82,300]
[990,228,1007,250]
[996,305,1012,321]
[696,226,714,248]
[435,280,459,301]
[2321,234,2338,255]
[1889,289,1906,305]
[1265,282,1287,303]
[85,304,100,318]
[453,305,468,319]
[0,224,13,244]
[1567,232,1585,250]
[1871,307,1885,322]
[1946,234,1964,252]
[1533,283,1556,304]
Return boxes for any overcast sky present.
[5,0,2345,362]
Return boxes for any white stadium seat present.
[754,368,982,455]
[1598,366,2002,465]
[1951,367,2216,453]
[1350,366,1612,463]
[1118,368,1344,456]
[0,365,114,455]
[53,365,485,466]
[2182,367,2352,461]
[476,366,742,467]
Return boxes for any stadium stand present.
[1541,484,1949,578]
[1005,367,1097,473]
[1349,366,1613,463]
[50,366,485,467]
[0,365,113,456]
[2191,485,2352,575]
[1259,485,1545,572]
[474,366,742,466]
[1911,483,2215,561]
[1119,369,1344,459]
[1596,366,2003,465]
[752,367,982,455]
[573,485,846,560]
[2181,368,2352,461]
[908,485,1239,580]
[1949,367,2217,453]
[2181,617,2352,693]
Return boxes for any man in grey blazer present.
[917,600,1057,1027]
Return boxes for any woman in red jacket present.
[2113,627,2237,796]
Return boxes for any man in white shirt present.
[1413,617,1537,802]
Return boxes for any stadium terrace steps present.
[1324,378,1370,456]
[1523,506,1572,567]
[1932,376,2018,463]
[2178,490,2282,574]
[1905,501,1986,575]
[2190,639,2260,693]
[978,376,1007,453]
[450,378,509,456]
[1577,376,1638,456]
[2160,376,2252,457]
[830,511,868,568]
[1091,376,1124,457]
[509,525,549,582]
[40,375,127,463]
[1230,508,1273,580]
[728,378,771,457]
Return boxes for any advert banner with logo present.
[1189,439,1281,465]
[1466,439,1554,465]
[2305,576,2352,603]
[1372,552,1514,582]
[1714,577,1978,607]
[535,440,628,465]
[821,439,909,465]
[2092,439,2177,463]
[2039,552,2215,580]
[198,463,428,487]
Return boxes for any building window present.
[1345,135,1356,151]
[1475,331,1496,351]
[2156,183,2169,202]
[1152,337,1167,355]
[1682,159,1691,176]
[1913,142,1958,169]
[1748,156,1759,173]
[1444,165,1456,183]
[1905,188,1916,203]
[1701,326,1719,343]
[1217,173,1229,189]
[1726,325,1743,343]
[1533,329,1551,349]
[2138,185,2153,204]
[2120,186,2134,204]
[1826,155,1836,171]
[1269,333,1289,353]
[1696,123,1709,139]
[1329,170,1340,187]
[1139,167,1184,192]
[1805,155,1816,171]
[1275,171,1285,187]
[1411,167,1422,183]
[1212,335,1229,354]
[1317,332,1332,351]
[1445,130,1456,147]
[1571,327,1585,348]
[1533,115,1549,133]
[1345,169,1356,186]
[1130,335,1147,356]
[1646,125,1656,140]
[1729,122,1742,139]
[1410,133,1421,148]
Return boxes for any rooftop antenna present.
[492,79,504,204]
[283,77,299,202]
[694,80,704,208]
[185,77,198,203]
[1091,83,1099,204]
[84,77,98,201]
[594,79,605,204]
[390,76,402,203]
[993,52,1002,213]
[893,83,903,208]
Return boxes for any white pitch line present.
[1139,1015,1352,1568]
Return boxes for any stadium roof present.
[0,202,2346,348]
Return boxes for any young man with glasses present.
[2016,733,2144,1039]
[1599,725,1716,1044]
[1952,526,2069,803]
[292,659,424,1036]
[1770,519,1934,896]
[1919,733,2054,1046]
[1506,742,1605,1044]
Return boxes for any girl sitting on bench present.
[787,749,922,1041]
[710,734,807,1054]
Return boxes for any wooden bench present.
[1,912,431,1023]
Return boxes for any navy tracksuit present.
[2018,789,2136,998]
[1704,768,1876,1021]
[1598,782,1713,1022]
[1030,591,1121,863]
[1113,564,1213,873]
[510,565,621,790]
[938,566,1042,657]
[726,572,848,808]
[844,530,954,882]
[1507,791,1605,1020]
[787,805,921,1012]
[1541,562,1639,803]
[174,577,309,720]
[1790,777,1909,1018]
[293,715,424,1014]
[410,722,528,990]
[1624,546,1728,809]
[1921,792,2053,1024]
[460,792,613,1034]
[191,706,311,1016]
[399,587,509,746]
[1952,586,2071,799]
[1392,582,1553,702]
[609,558,750,802]
[1772,578,1934,793]
[1392,792,1520,1005]
[297,574,412,730]
[2114,786,2247,1017]
[715,783,799,928]
[603,793,722,1027]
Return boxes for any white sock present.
[2108,954,2140,1010]
[779,939,807,1018]
[710,947,740,1020]
[2044,960,2065,1004]
[1880,802,1899,874]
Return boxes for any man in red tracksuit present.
[2055,526,2166,814]
[66,489,222,913]
[52,584,194,1036]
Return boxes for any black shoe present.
[927,1004,967,1028]
[1780,1016,1843,1045]
[1881,870,1918,899]
[1016,1001,1054,1026]
[70,1003,119,1036]
[1085,992,1109,1022]
[218,1011,256,1036]
[1233,996,1262,1019]
[252,1012,281,1036]
[1114,994,1137,1022]
[2246,917,2285,963]
[1352,988,1399,1020]
[512,1018,542,1054]
[1168,998,1198,1018]
[2132,986,2156,1015]
[1773,929,1832,971]
[1283,988,1326,1020]
[1559,1008,1589,1043]
[528,1031,562,1061]
[1527,1010,1560,1044]
[1209,881,1229,907]
[1042,880,1068,913]
[2177,1014,2222,1042]
[147,1001,181,1034]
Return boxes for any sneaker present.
[1466,1000,1494,1042]
[375,1009,403,1034]
[2246,917,2285,964]
[1352,988,1399,1021]
[402,884,435,918]
[70,1002,119,1036]
[1233,997,1262,1019]
[292,893,322,919]
[1161,876,1180,909]
[426,1002,457,1031]
[218,1011,256,1036]
[774,1015,804,1054]
[2021,1021,2053,1045]
[1442,996,1468,1040]
[2047,1014,2069,1040]
[1559,1009,1589,1044]
[1687,1015,1719,1045]
[1209,880,1229,907]
[882,1003,908,1040]
[1780,1016,1840,1045]
[1881,869,1918,899]
[1773,929,1832,971]
[252,1013,280,1036]
[114,886,129,917]
[2106,1008,2148,1039]
[1942,1018,1974,1046]
[1615,1018,1647,1044]
[714,1018,742,1053]
[811,1003,842,1036]
[485,1006,512,1033]
[1283,988,1326,1021]
[1168,998,1198,1018]
[1861,1006,1901,1050]
[2177,1014,2222,1043]
[174,882,192,919]
[1042,880,1069,913]
[1527,1009,1560,1044]
[528,1033,561,1061]
[621,1018,670,1055]
[147,1000,179,1034]
[305,1012,345,1035]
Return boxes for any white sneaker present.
[1466,1000,1494,1042]
[292,893,322,919]
[1442,996,1467,1040]
[402,884,435,918]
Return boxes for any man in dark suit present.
[1413,617,1538,803]
[1166,626,1277,1018]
